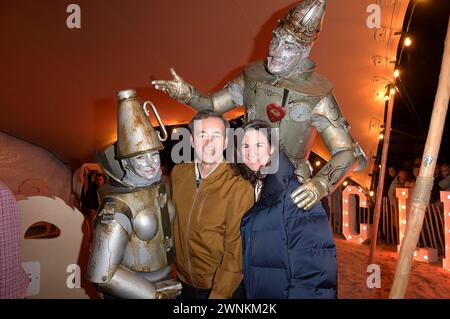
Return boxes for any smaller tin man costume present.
[86,89,181,298]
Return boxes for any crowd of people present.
[385,157,450,207]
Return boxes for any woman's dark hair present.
[231,120,273,184]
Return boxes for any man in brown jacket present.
[171,110,254,299]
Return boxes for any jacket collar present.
[251,152,294,211]
[190,159,230,185]
[194,157,224,180]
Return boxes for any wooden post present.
[390,17,450,298]
[369,92,395,264]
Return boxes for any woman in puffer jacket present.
[232,120,337,299]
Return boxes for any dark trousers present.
[177,279,245,299]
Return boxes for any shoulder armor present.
[96,196,133,229]
[312,93,348,128]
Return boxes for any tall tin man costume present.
[153,0,367,210]
[86,89,181,298]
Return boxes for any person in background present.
[438,163,450,191]
[430,164,442,204]
[160,163,171,184]
[388,169,407,208]
[95,173,105,188]
[405,165,420,188]
[383,166,397,197]
[233,120,337,299]
[81,170,98,213]
[85,173,106,241]
[413,157,421,167]
[0,182,29,298]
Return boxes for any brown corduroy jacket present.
[171,162,254,299]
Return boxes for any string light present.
[379,133,384,140]
[393,69,400,78]
[369,191,374,197]
[315,160,321,167]
[343,181,348,187]
[390,87,396,95]
[404,36,412,47]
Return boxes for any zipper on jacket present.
[185,181,200,287]
[282,190,293,298]
[243,215,252,298]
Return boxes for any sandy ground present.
[336,235,450,299]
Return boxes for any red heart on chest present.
[266,103,286,123]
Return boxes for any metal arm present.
[316,124,367,193]
[152,68,241,113]
[291,122,367,210]
[86,205,180,298]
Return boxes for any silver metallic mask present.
[267,27,312,77]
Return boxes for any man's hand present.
[290,176,328,210]
[152,68,193,104]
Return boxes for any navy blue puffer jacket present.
[241,152,337,299]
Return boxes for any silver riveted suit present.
[153,0,367,210]
[86,89,181,298]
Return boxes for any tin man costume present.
[153,0,367,210]
[86,89,181,298]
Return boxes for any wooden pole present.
[390,16,450,299]
[369,93,395,264]
[382,198,387,240]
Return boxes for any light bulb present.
[404,37,412,47]
[393,69,400,78]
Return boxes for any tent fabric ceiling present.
[0,0,409,189]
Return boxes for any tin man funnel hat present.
[115,89,167,159]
